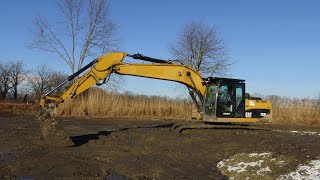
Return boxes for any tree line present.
[0,61,67,102]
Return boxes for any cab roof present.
[204,77,245,83]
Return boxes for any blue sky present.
[0,0,319,98]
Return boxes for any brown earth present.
[1,111,320,179]
[0,103,36,112]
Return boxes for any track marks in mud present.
[2,112,320,179]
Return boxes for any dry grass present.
[265,95,320,124]
[272,107,320,125]
[271,103,320,125]
[57,89,320,124]
[0,102,36,112]
[56,88,192,120]
[2,89,319,125]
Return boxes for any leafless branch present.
[30,0,118,74]
[0,62,12,99]
[8,61,28,99]
[170,21,231,76]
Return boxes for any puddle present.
[105,171,130,180]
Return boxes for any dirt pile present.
[38,113,74,147]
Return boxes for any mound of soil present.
[38,115,74,147]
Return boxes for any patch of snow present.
[302,131,318,135]
[276,161,286,167]
[289,130,320,136]
[248,153,259,157]
[278,159,320,179]
[248,152,271,158]
[257,166,271,175]
[224,160,265,173]
[217,152,274,178]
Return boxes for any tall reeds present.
[56,88,192,120]
[56,89,320,124]
[267,95,320,125]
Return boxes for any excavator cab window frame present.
[235,82,245,118]
[203,81,220,118]
[216,81,246,118]
[203,77,246,119]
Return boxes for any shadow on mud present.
[204,122,250,126]
[70,123,175,147]
[70,130,113,147]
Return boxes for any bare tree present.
[8,61,28,99]
[30,0,118,74]
[48,71,69,95]
[28,65,52,99]
[27,65,67,100]
[28,65,68,99]
[0,63,12,100]
[170,21,231,76]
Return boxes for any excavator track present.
[171,122,270,133]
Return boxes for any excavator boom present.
[41,52,126,106]
[41,52,206,112]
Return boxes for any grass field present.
[272,106,320,124]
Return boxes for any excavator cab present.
[203,77,246,121]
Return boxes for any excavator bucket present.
[37,103,74,147]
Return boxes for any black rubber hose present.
[128,53,170,64]
[67,59,98,81]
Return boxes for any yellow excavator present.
[40,52,271,123]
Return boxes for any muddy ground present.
[1,111,320,179]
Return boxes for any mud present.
[38,115,74,147]
[1,111,320,179]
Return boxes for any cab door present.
[203,82,219,119]
[235,83,245,118]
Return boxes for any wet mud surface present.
[1,111,320,179]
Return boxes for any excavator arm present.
[113,64,205,95]
[40,52,206,113]
[40,52,126,106]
